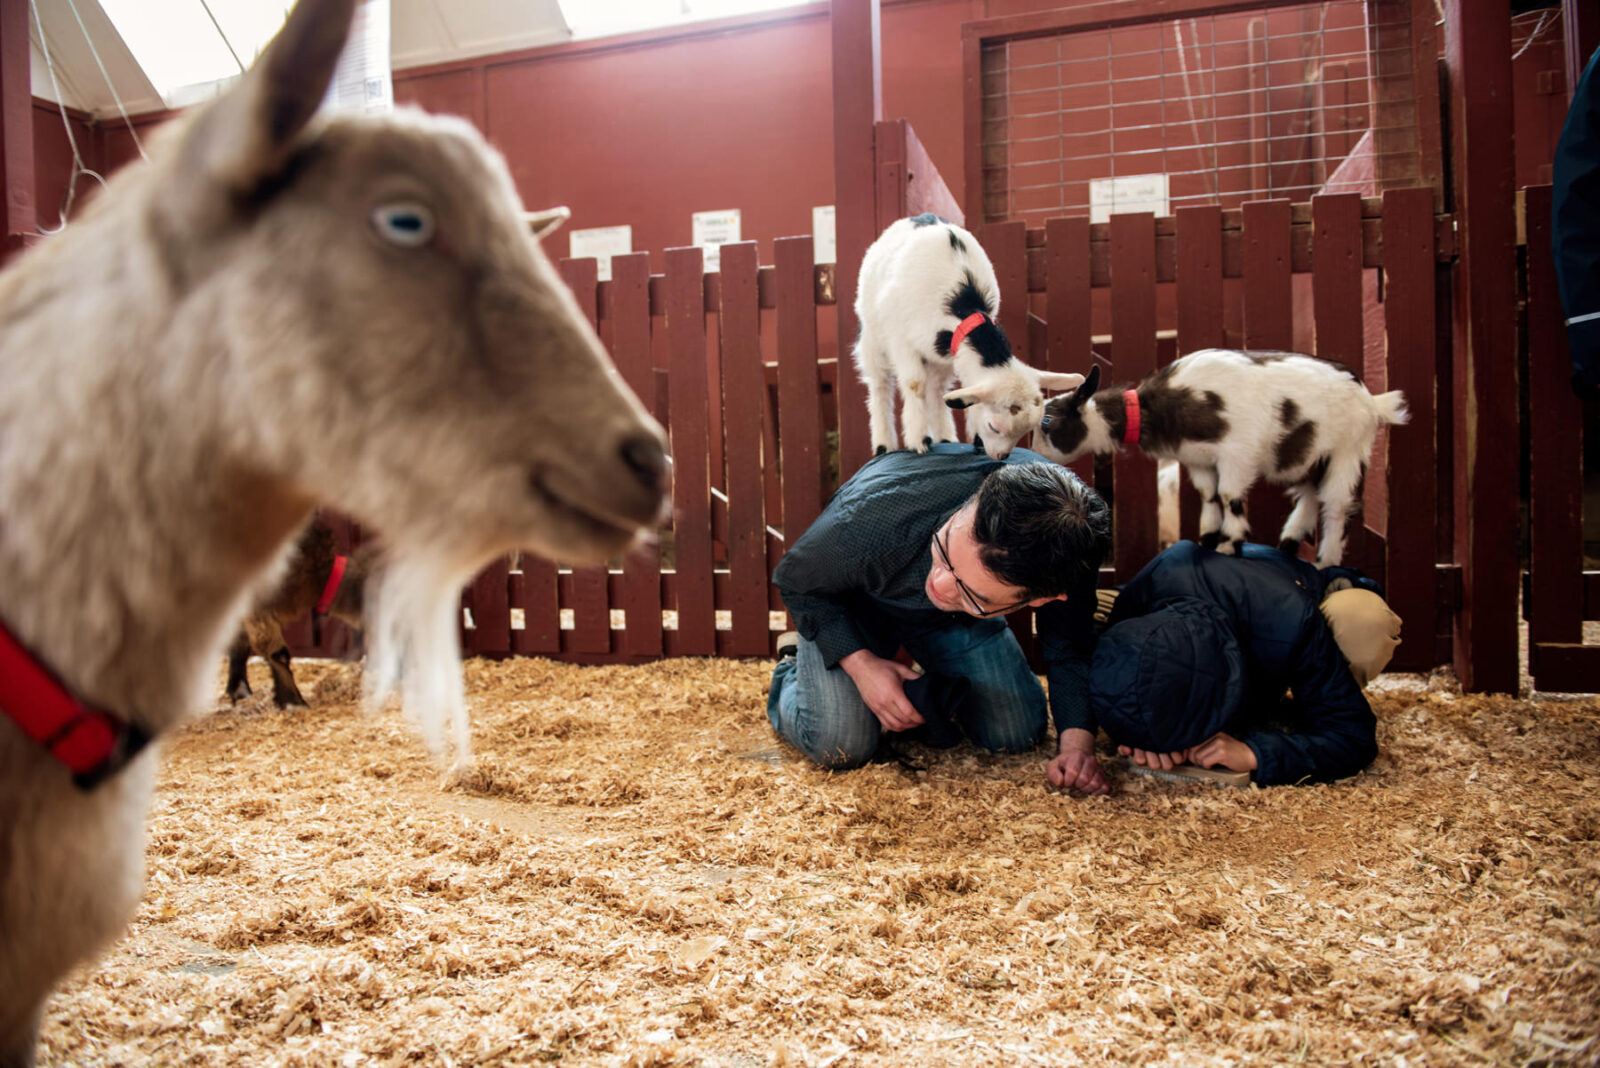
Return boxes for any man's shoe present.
[775,631,799,661]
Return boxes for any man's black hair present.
[969,463,1110,599]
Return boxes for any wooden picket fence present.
[292,190,1459,672]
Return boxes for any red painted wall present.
[393,1,975,275]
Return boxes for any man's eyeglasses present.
[931,525,1028,618]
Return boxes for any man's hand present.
[1118,744,1192,771]
[839,649,924,733]
[1046,727,1110,795]
[1188,732,1257,772]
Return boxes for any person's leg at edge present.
[902,620,1047,754]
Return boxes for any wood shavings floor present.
[37,656,1600,1067]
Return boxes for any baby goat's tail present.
[1373,390,1410,426]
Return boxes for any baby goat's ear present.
[1069,364,1102,407]
[523,206,573,241]
[945,384,993,410]
[169,0,356,224]
[1037,371,1085,392]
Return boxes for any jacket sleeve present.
[1553,48,1600,397]
[1036,579,1100,736]
[1239,607,1378,785]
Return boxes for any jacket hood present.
[1090,596,1246,751]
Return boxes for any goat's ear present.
[1070,364,1102,407]
[170,0,356,216]
[1037,371,1085,392]
[945,384,992,410]
[523,206,573,240]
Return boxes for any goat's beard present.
[361,539,488,772]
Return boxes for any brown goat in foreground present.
[226,515,370,709]
[0,0,669,1062]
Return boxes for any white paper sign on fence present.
[692,209,742,272]
[812,205,836,265]
[568,225,633,282]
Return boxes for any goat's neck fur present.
[1075,389,1125,455]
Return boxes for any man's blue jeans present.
[766,620,1047,768]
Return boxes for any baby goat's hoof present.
[1277,539,1302,557]
[1214,539,1242,556]
[874,445,887,456]
[1198,532,1221,551]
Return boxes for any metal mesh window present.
[980,1,1423,226]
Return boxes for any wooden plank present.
[718,241,773,657]
[509,560,560,656]
[666,246,717,655]
[0,0,35,254]
[468,559,512,656]
[981,221,1030,363]
[1175,205,1225,356]
[1443,0,1520,693]
[1312,193,1383,568]
[962,29,985,228]
[1045,217,1093,374]
[1523,185,1587,681]
[831,0,881,483]
[777,235,825,547]
[1044,215,1097,488]
[1529,644,1600,693]
[561,257,612,655]
[1241,199,1294,549]
[607,252,663,658]
[1311,195,1365,366]
[1174,204,1225,544]
[1380,186,1440,674]
[1109,212,1159,583]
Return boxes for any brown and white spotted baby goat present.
[1035,349,1408,566]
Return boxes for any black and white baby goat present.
[854,213,1083,460]
[1035,349,1408,566]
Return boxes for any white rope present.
[63,0,147,162]
[28,0,106,233]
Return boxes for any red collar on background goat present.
[315,555,349,618]
[948,312,990,357]
[1123,390,1142,445]
[0,614,149,789]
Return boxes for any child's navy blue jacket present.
[1092,541,1380,786]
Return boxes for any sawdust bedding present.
[36,653,1600,1068]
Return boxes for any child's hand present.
[1188,732,1257,772]
[1117,744,1192,771]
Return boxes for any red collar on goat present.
[315,555,349,617]
[1123,390,1142,445]
[0,615,148,788]
[948,312,989,357]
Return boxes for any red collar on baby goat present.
[0,616,148,788]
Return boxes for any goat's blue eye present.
[371,202,435,247]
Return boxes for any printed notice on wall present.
[323,0,391,115]
[1089,173,1169,224]
[692,209,741,272]
[812,205,836,265]
[568,225,633,282]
